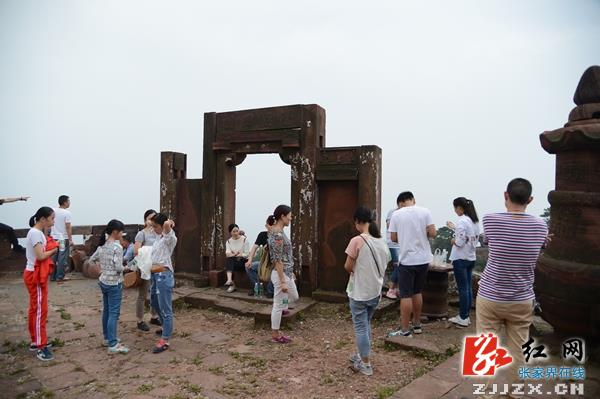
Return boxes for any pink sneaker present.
[272,335,292,344]
[385,289,398,299]
[282,309,290,316]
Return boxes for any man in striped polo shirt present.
[476,178,548,392]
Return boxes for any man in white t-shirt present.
[387,191,436,337]
[50,195,73,282]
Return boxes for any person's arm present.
[114,246,124,273]
[65,222,73,243]
[0,196,30,204]
[245,244,258,267]
[452,222,467,247]
[33,243,57,260]
[225,239,234,257]
[344,255,356,273]
[426,224,437,238]
[389,213,399,243]
[269,233,288,292]
[90,247,101,263]
[391,232,398,243]
[344,237,359,273]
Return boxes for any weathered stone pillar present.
[160,151,187,219]
[537,66,600,337]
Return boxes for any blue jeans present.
[349,296,380,359]
[51,240,70,281]
[389,247,400,284]
[99,282,123,347]
[452,259,475,319]
[152,271,174,339]
[246,261,274,295]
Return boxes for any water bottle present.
[59,234,65,252]
[254,282,259,297]
[258,282,264,297]
[441,249,448,264]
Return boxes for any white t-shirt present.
[345,234,390,301]
[25,228,46,271]
[388,205,434,266]
[225,236,250,258]
[51,207,72,240]
[449,215,480,261]
[386,208,400,248]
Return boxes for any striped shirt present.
[478,212,548,302]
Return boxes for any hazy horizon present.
[2,0,599,244]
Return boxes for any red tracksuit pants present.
[23,270,48,348]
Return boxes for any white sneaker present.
[108,343,130,354]
[449,315,470,327]
[226,285,236,293]
[102,338,121,347]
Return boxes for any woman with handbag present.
[344,207,390,376]
[133,209,161,331]
[267,205,298,344]
[224,223,249,293]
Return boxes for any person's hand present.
[281,282,288,293]
[164,219,175,229]
[245,259,252,268]
[446,221,455,230]
[21,196,31,201]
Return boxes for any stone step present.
[385,335,450,356]
[173,286,316,326]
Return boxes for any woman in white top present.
[24,206,58,361]
[224,223,249,293]
[446,197,480,327]
[344,207,390,376]
[133,209,160,331]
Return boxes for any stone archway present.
[160,104,381,295]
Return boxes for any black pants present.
[0,223,19,248]
[225,257,247,272]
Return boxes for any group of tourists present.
[19,177,549,384]
[23,201,177,361]
[343,177,548,377]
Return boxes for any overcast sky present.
[1,0,599,243]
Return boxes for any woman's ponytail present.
[453,197,479,223]
[98,227,109,247]
[354,206,381,238]
[29,207,54,227]
[267,215,276,226]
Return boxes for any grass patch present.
[16,388,54,399]
[173,300,191,312]
[168,394,188,399]
[414,365,430,378]
[321,374,335,385]
[169,357,182,365]
[334,338,349,350]
[208,366,224,375]
[376,385,397,399]
[137,384,154,393]
[9,367,28,376]
[185,383,203,394]
[192,355,203,366]
[50,338,65,348]
[73,321,85,330]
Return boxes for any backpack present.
[257,244,272,282]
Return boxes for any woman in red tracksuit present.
[24,206,58,361]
